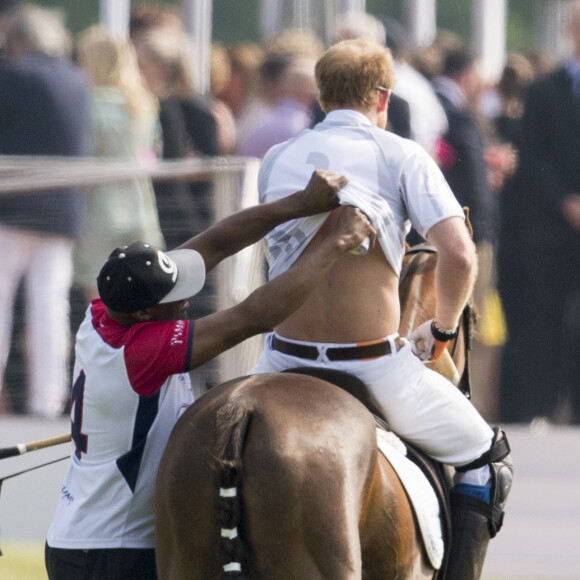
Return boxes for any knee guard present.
[455,427,514,537]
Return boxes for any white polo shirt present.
[47,299,194,549]
[258,109,464,278]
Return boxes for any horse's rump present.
[155,372,425,579]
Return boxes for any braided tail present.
[215,400,252,579]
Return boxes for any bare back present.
[276,207,401,343]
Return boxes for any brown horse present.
[156,373,433,579]
[155,246,471,580]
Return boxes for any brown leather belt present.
[271,335,404,361]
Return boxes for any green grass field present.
[0,541,47,580]
[0,541,529,580]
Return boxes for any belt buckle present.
[316,344,330,363]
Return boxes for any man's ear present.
[377,89,391,113]
[132,308,154,322]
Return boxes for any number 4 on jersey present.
[71,371,88,460]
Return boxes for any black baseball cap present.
[97,241,206,312]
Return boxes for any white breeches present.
[251,333,494,476]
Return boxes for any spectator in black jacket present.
[499,2,580,425]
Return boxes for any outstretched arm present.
[187,206,375,370]
[178,170,348,272]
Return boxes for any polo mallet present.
[0,433,71,460]
[0,434,71,556]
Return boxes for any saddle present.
[283,367,453,579]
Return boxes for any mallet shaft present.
[0,433,71,460]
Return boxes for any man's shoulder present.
[4,55,88,102]
[181,94,215,126]
[364,124,426,160]
[88,301,188,344]
[87,301,131,350]
[12,53,79,77]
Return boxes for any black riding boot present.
[445,495,491,580]
[445,428,513,579]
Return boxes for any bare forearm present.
[426,217,477,331]
[178,192,307,269]
[189,253,336,368]
[187,206,374,370]
[434,248,477,330]
[237,238,347,335]
[178,171,347,272]
[241,206,375,333]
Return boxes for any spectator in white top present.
[382,16,449,155]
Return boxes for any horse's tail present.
[215,398,252,580]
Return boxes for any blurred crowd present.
[0,1,578,426]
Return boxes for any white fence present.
[0,155,266,401]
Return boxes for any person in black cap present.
[44,169,375,580]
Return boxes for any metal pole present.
[99,0,130,37]
[261,0,356,44]
[261,0,283,39]
[472,0,506,82]
[181,0,213,95]
[538,0,572,60]
[340,0,366,12]
[404,0,436,49]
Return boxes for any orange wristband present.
[431,339,449,362]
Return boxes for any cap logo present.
[158,251,178,282]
